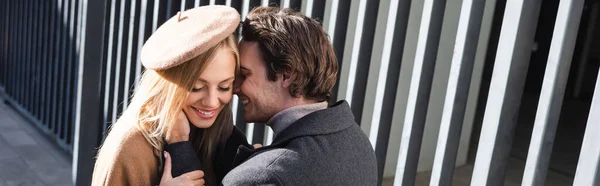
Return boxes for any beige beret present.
[140,5,240,70]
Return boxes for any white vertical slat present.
[68,0,76,40]
[337,0,367,106]
[382,0,424,178]
[573,70,600,186]
[111,0,128,123]
[232,97,239,125]
[360,0,399,147]
[242,0,250,19]
[152,0,160,31]
[211,0,216,5]
[264,127,274,145]
[522,0,584,185]
[181,0,186,11]
[394,0,446,185]
[301,0,313,17]
[196,0,201,7]
[261,0,268,7]
[135,0,148,85]
[246,123,255,144]
[322,0,339,43]
[123,0,137,111]
[76,0,84,54]
[103,0,117,125]
[470,0,542,184]
[226,0,231,6]
[429,0,485,184]
[73,0,89,182]
[457,0,498,169]
[281,0,290,8]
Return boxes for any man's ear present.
[281,71,296,88]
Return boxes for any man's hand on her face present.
[165,111,191,144]
[160,151,205,186]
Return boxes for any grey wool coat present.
[222,101,378,186]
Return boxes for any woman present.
[92,5,250,186]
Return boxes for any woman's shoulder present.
[93,123,160,186]
[97,123,157,162]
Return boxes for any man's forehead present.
[238,41,264,68]
[239,40,259,50]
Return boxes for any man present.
[162,6,378,186]
[221,7,377,185]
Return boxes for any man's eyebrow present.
[240,66,249,71]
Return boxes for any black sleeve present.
[165,141,202,177]
[215,126,252,183]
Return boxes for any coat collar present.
[269,100,356,146]
[232,101,356,167]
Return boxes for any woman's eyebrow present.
[197,77,235,83]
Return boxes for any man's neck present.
[276,97,319,111]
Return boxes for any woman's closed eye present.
[192,86,230,92]
[218,86,231,91]
[191,87,204,92]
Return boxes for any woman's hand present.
[166,111,191,144]
[160,151,205,186]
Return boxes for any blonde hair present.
[103,35,239,185]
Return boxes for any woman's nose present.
[202,90,219,108]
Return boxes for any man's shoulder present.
[224,133,377,185]
[245,148,298,168]
[222,148,292,185]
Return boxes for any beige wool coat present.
[91,123,161,186]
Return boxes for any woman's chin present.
[190,120,214,129]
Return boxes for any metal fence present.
[1,0,600,186]
[0,0,82,151]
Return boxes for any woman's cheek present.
[219,92,233,104]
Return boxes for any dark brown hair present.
[241,7,338,102]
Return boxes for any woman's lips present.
[191,106,217,119]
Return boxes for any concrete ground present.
[0,96,72,186]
